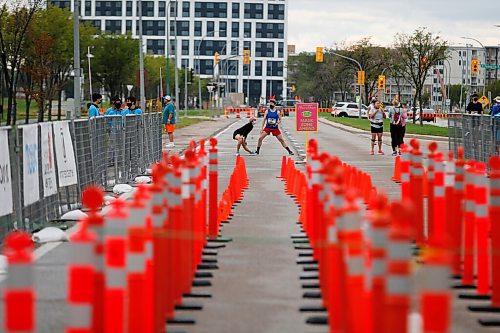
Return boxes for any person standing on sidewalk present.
[233,117,257,156]
[126,96,143,115]
[255,98,294,155]
[368,99,386,155]
[466,93,484,114]
[388,98,407,155]
[163,95,176,148]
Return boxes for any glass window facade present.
[268,4,285,20]
[267,61,283,76]
[146,39,165,55]
[182,1,190,17]
[139,20,165,36]
[136,1,154,16]
[219,22,227,37]
[244,3,263,19]
[244,22,251,38]
[195,40,226,56]
[96,1,122,16]
[170,20,190,36]
[255,42,274,57]
[256,23,284,39]
[231,22,239,38]
[105,20,122,34]
[182,40,189,55]
[194,2,227,18]
[194,21,202,36]
[232,3,240,18]
[255,60,263,76]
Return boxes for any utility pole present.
[138,0,146,110]
[73,0,81,119]
[184,66,188,115]
[173,5,179,114]
[165,0,171,96]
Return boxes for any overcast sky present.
[288,0,500,52]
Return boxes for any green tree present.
[449,84,466,111]
[91,34,139,99]
[0,0,43,125]
[486,81,500,101]
[393,28,448,124]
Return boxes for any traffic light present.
[188,68,194,83]
[243,49,251,65]
[471,59,479,74]
[291,84,296,92]
[357,71,365,85]
[214,52,219,65]
[378,75,386,90]
[315,47,324,63]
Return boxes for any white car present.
[331,102,368,118]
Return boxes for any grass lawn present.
[176,116,215,129]
[1,98,39,123]
[319,114,448,137]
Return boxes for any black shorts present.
[370,125,383,134]
[233,131,246,140]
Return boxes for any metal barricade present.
[0,113,163,242]
[448,113,499,163]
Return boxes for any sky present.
[288,0,500,52]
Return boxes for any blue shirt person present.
[88,93,103,118]
[492,98,500,117]
[126,96,143,115]
[162,95,176,147]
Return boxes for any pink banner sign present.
[295,103,318,132]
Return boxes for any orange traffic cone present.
[391,155,401,183]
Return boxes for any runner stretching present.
[233,117,257,156]
[255,99,294,155]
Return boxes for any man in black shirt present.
[466,94,484,114]
[233,117,256,155]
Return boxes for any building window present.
[82,19,102,30]
[105,20,122,34]
[227,60,238,76]
[136,1,154,16]
[139,20,165,36]
[255,60,262,76]
[244,22,251,38]
[85,1,91,16]
[256,23,284,39]
[195,59,214,75]
[170,20,190,36]
[182,40,189,55]
[146,39,165,55]
[232,3,239,18]
[243,63,250,76]
[231,22,239,38]
[48,0,71,9]
[268,4,285,20]
[278,42,284,58]
[182,1,190,17]
[244,3,263,19]
[126,1,132,16]
[219,22,227,37]
[170,1,178,16]
[255,42,274,57]
[244,41,251,50]
[231,41,239,55]
[207,21,214,35]
[194,2,227,18]
[126,20,132,33]
[194,21,202,36]
[159,1,166,16]
[96,1,122,16]
[182,59,189,68]
[195,40,226,56]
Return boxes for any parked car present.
[277,99,302,116]
[331,102,368,118]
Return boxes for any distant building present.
[49,0,288,104]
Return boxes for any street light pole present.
[87,46,93,99]
[173,5,179,114]
[461,36,487,96]
[332,51,363,118]
[73,0,81,119]
[196,30,225,111]
[165,0,172,96]
[138,0,146,110]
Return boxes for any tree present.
[91,34,139,99]
[383,48,409,101]
[393,28,448,124]
[0,0,44,125]
[449,84,466,111]
[339,38,387,103]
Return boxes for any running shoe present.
[378,150,384,155]
[392,151,397,156]
[235,152,240,156]
[370,150,375,155]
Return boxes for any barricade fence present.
[0,113,162,242]
[448,113,499,162]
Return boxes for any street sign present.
[478,95,489,109]
[296,103,318,132]
[480,64,500,69]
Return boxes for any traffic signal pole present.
[332,51,364,118]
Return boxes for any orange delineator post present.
[67,214,96,333]
[208,138,219,239]
[400,144,411,202]
[433,153,446,238]
[474,163,490,296]
[451,148,465,277]
[490,156,500,308]
[444,151,456,255]
[127,186,151,332]
[182,150,197,293]
[104,199,129,333]
[409,139,425,246]
[426,142,438,240]
[368,194,391,333]
[169,156,184,306]
[385,201,413,333]
[462,161,476,287]
[4,232,35,333]
[420,236,452,333]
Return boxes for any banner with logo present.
[22,124,40,207]
[0,129,13,217]
[53,121,78,187]
[40,123,58,197]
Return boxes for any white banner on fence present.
[53,121,78,187]
[40,123,57,197]
[22,124,40,207]
[0,129,13,217]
